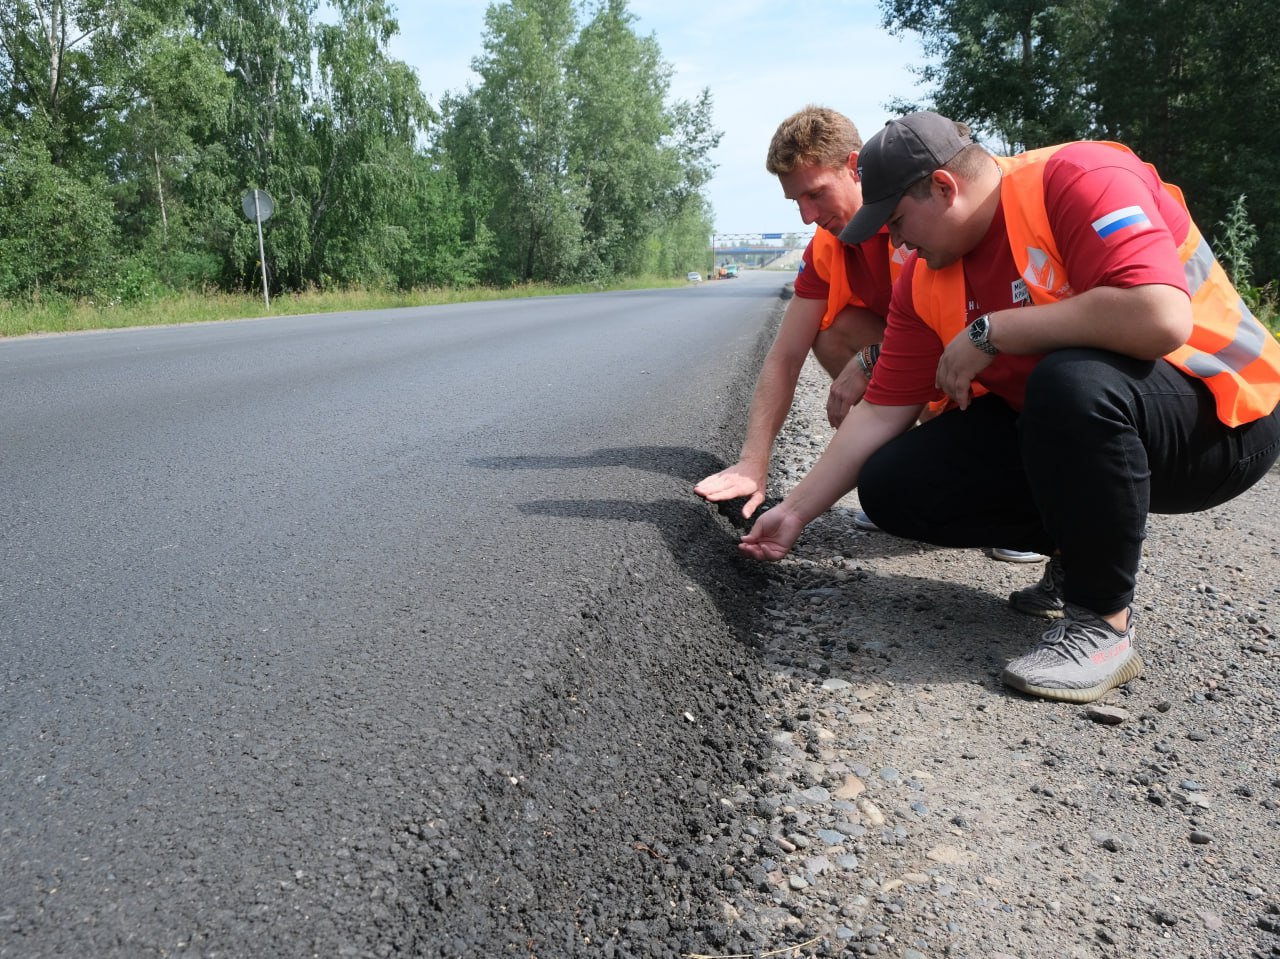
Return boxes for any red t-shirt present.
[794,226,895,317]
[867,142,1192,410]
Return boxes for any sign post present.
[240,189,275,309]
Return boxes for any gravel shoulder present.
[713,353,1280,959]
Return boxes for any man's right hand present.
[826,357,870,427]
[738,501,805,561]
[693,463,767,518]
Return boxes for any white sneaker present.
[985,547,1049,563]
[852,509,880,531]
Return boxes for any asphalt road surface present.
[0,274,785,957]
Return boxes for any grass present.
[0,276,689,339]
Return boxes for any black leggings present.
[859,349,1280,615]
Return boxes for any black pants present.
[860,349,1280,615]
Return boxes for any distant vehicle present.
[686,271,702,283]
[725,264,740,278]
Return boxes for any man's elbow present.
[1138,287,1194,358]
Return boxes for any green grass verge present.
[0,276,689,338]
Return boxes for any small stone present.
[1085,704,1129,725]
[856,797,886,826]
[800,785,830,804]
[832,775,866,801]
[1189,830,1213,844]
[1197,910,1225,931]
[926,844,965,864]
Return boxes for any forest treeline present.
[1,0,1277,308]
[0,0,719,302]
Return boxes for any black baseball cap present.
[839,111,973,245]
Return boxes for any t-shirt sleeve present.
[1042,144,1190,295]
[863,256,946,407]
[792,237,828,300]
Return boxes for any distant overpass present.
[711,231,814,269]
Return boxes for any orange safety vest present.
[811,228,905,330]
[911,143,1280,427]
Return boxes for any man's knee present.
[1023,348,1151,423]
[812,307,887,378]
[858,442,916,531]
[810,328,856,379]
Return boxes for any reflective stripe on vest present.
[912,143,1280,427]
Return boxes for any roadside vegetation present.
[1,0,1278,339]
[0,0,718,336]
[0,276,690,339]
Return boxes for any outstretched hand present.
[738,504,806,562]
[694,463,767,518]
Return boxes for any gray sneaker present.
[1009,554,1065,619]
[1001,605,1144,704]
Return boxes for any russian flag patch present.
[1092,205,1151,240]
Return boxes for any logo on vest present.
[1022,248,1056,290]
[1022,247,1073,298]
[891,244,910,265]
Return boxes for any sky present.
[385,1,930,240]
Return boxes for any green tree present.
[566,0,672,279]
[0,0,106,169]
[880,0,1105,151]
[308,0,436,287]
[1091,0,1280,282]
[880,0,1280,282]
[467,0,583,283]
[0,135,117,298]
[438,0,720,285]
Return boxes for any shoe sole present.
[985,548,1049,563]
[1001,652,1145,704]
[851,513,880,532]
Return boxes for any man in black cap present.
[738,111,1280,704]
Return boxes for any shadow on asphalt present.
[469,444,727,484]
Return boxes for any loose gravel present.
[700,354,1280,959]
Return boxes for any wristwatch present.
[967,313,999,356]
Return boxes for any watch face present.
[968,315,996,353]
